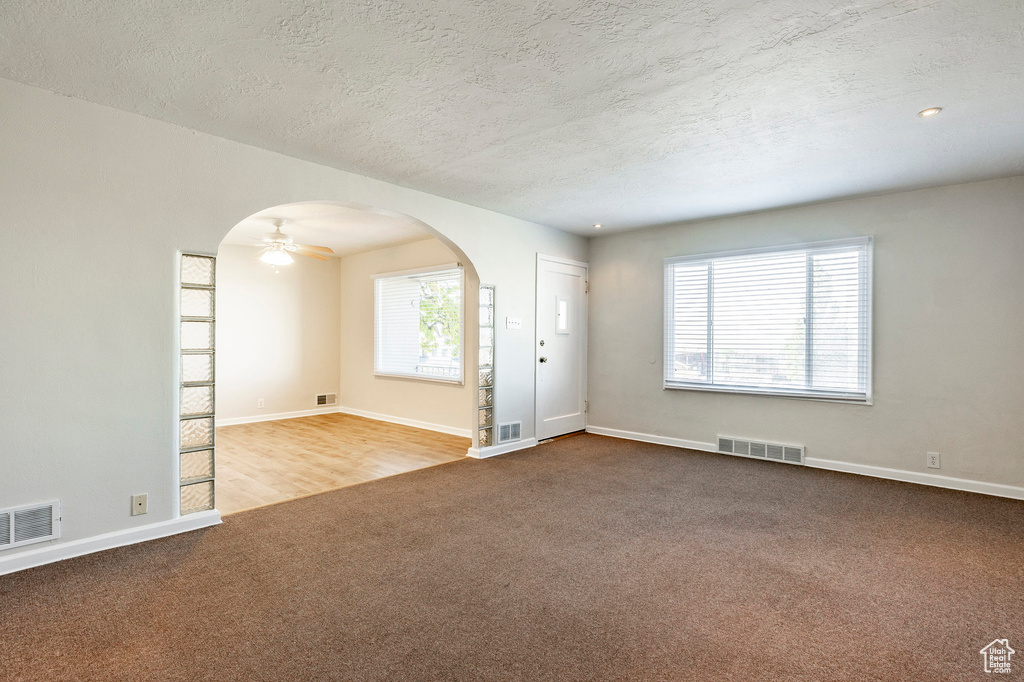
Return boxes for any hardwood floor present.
[215,413,470,515]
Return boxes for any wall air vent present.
[0,501,60,551]
[718,437,804,465]
[316,393,337,406]
[498,421,522,444]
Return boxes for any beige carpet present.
[2,434,1022,681]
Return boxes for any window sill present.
[663,381,871,405]
[374,371,464,386]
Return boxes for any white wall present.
[0,77,586,567]
[337,238,476,435]
[215,244,341,423]
[588,176,1024,488]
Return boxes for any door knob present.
[539,356,548,363]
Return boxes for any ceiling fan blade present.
[292,249,329,261]
[294,244,334,254]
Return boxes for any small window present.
[374,265,464,383]
[664,237,872,402]
[556,297,570,334]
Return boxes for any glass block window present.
[179,253,216,514]
[180,417,214,449]
[180,449,215,483]
[181,353,214,384]
[478,285,495,449]
[181,385,214,417]
[478,407,493,428]
[180,480,215,515]
[181,254,215,287]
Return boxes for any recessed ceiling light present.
[593,223,602,229]
[918,107,942,117]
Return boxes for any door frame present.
[534,253,589,441]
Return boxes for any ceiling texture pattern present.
[1,0,1022,233]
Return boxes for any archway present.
[179,200,488,516]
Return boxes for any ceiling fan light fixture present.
[260,247,294,266]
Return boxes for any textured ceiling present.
[223,202,432,257]
[1,1,1022,234]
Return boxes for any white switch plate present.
[131,493,148,516]
[927,452,941,469]
[505,317,522,329]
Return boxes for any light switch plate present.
[506,317,522,330]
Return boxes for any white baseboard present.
[217,405,472,439]
[586,425,1024,501]
[467,437,539,459]
[803,457,1024,500]
[0,510,221,576]
[585,426,717,453]
[216,406,341,427]
[336,406,472,439]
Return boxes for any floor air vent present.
[316,393,337,406]
[498,421,522,443]
[718,437,804,465]
[0,501,60,551]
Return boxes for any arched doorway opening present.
[193,201,485,515]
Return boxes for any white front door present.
[535,255,588,440]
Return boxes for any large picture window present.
[374,264,464,383]
[664,237,872,401]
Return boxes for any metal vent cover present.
[498,421,522,443]
[718,437,804,465]
[316,393,337,406]
[15,507,53,543]
[783,446,803,463]
[0,501,60,551]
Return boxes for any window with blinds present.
[374,264,464,383]
[664,237,872,401]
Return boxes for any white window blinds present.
[374,265,464,383]
[664,237,872,401]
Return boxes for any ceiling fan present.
[253,219,335,266]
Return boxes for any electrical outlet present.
[131,493,148,516]
[505,317,522,330]
[257,398,265,409]
[927,452,941,469]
